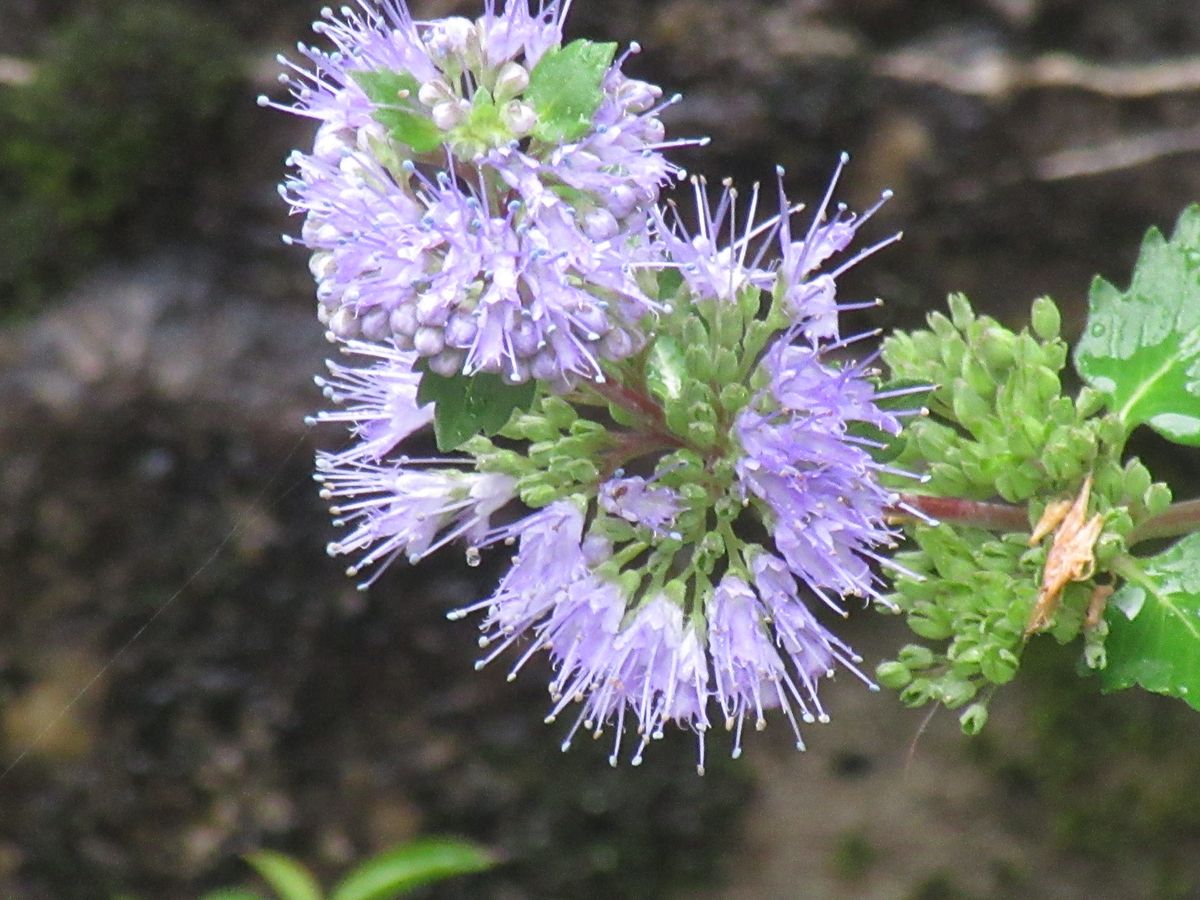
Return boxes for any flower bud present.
[500,99,537,137]
[328,307,361,340]
[493,61,530,102]
[875,661,912,690]
[1030,295,1061,340]
[360,307,390,341]
[313,123,348,160]
[432,99,468,131]
[897,643,936,669]
[427,348,465,377]
[980,648,1020,685]
[640,117,665,143]
[414,326,446,356]
[958,703,989,735]
[426,17,475,59]
[390,303,419,337]
[617,78,661,113]
[582,207,619,241]
[418,78,454,107]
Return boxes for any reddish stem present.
[893,493,1029,532]
[590,378,667,425]
[1128,498,1200,545]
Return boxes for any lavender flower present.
[549,594,710,769]
[318,462,516,587]
[598,474,683,538]
[651,157,898,341]
[307,339,433,462]
[285,3,914,767]
[736,338,904,606]
[270,0,698,383]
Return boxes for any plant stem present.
[1128,498,1200,545]
[589,378,667,425]
[893,493,1028,532]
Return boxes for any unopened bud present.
[582,207,619,241]
[418,78,454,107]
[493,61,529,102]
[426,17,475,59]
[432,99,468,131]
[500,100,537,137]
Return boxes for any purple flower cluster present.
[736,339,905,608]
[287,1,919,770]
[271,0,696,385]
[448,499,872,771]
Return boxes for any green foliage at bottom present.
[198,838,496,900]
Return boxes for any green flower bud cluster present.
[883,294,1096,502]
[877,524,1079,732]
[876,295,1172,731]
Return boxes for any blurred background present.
[3,0,1200,897]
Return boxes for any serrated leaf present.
[526,39,616,143]
[244,852,323,900]
[1099,532,1200,711]
[331,839,495,900]
[645,335,686,407]
[416,370,536,452]
[1074,204,1200,446]
[350,70,443,154]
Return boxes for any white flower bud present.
[414,326,446,357]
[303,219,340,245]
[338,155,368,182]
[500,100,537,138]
[619,79,661,113]
[582,208,619,241]
[640,117,665,144]
[418,78,454,108]
[390,303,419,337]
[493,61,529,102]
[313,123,348,160]
[426,17,475,59]
[360,307,391,341]
[355,121,387,152]
[416,293,451,326]
[329,307,361,340]
[428,349,466,377]
[607,185,638,219]
[308,251,336,281]
[432,99,468,131]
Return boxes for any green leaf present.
[1074,204,1200,446]
[350,70,443,154]
[417,370,537,452]
[645,335,687,407]
[1099,532,1200,711]
[526,39,617,143]
[331,839,496,900]
[656,268,685,303]
[244,852,323,900]
[855,378,933,463]
[199,892,269,900]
